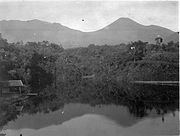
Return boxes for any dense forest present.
[0,37,179,127]
[0,37,179,88]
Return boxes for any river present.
[1,103,179,136]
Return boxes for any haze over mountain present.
[0,18,175,48]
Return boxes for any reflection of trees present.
[125,99,178,120]
[123,84,178,119]
[126,101,148,117]
[0,99,19,127]
[0,80,178,127]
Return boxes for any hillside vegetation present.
[0,37,178,92]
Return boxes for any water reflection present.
[1,104,179,136]
[0,82,179,136]
[4,104,137,130]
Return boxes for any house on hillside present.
[155,35,163,46]
[0,80,24,95]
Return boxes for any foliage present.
[0,38,64,91]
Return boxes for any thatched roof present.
[0,80,23,87]
[8,80,23,87]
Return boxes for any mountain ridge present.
[1,18,174,32]
[0,18,175,48]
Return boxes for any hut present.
[155,35,163,46]
[0,80,24,95]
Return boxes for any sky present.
[0,0,179,32]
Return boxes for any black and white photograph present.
[0,0,179,136]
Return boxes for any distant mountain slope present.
[0,19,85,48]
[164,32,179,43]
[86,18,174,45]
[0,18,175,48]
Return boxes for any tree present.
[127,41,148,61]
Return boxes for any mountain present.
[164,32,179,43]
[0,19,84,48]
[85,18,174,45]
[0,18,175,48]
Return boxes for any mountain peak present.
[103,17,142,31]
[117,17,135,21]
[114,17,142,26]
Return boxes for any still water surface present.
[2,103,179,136]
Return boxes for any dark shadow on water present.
[0,80,179,129]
